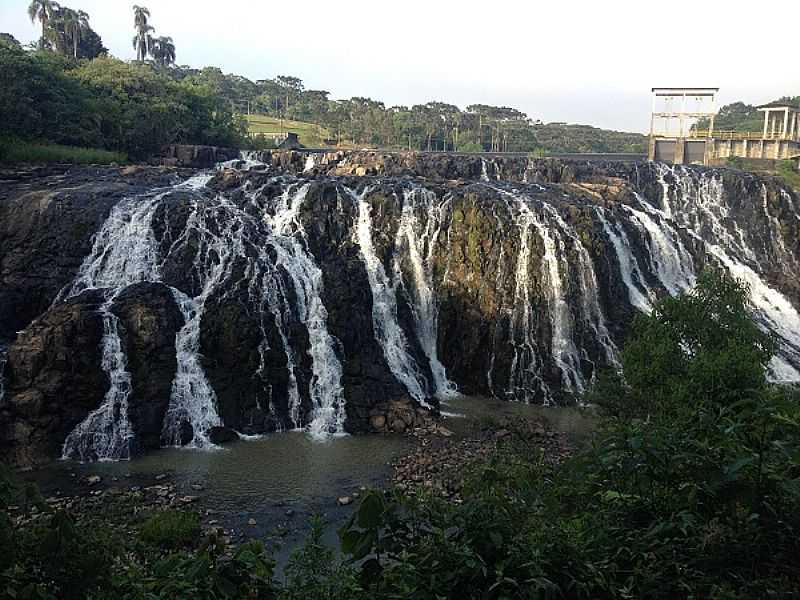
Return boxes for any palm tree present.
[132,5,152,61]
[28,0,59,49]
[151,36,176,67]
[60,8,88,58]
[76,10,89,57]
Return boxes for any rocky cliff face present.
[1,154,798,466]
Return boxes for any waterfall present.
[394,186,456,397]
[59,190,164,460]
[262,184,346,437]
[25,159,800,463]
[506,195,552,401]
[542,203,619,369]
[480,158,490,182]
[161,288,222,448]
[621,198,696,296]
[650,166,800,382]
[352,187,432,407]
[496,187,619,397]
[595,207,654,313]
[62,298,136,461]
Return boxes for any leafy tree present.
[622,269,774,414]
[275,74,304,114]
[0,33,22,49]
[0,44,99,146]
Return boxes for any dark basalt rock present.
[208,426,239,445]
[0,289,106,467]
[160,145,239,169]
[112,282,184,452]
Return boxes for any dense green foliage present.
[326,271,800,598]
[0,43,246,160]
[7,2,646,157]
[3,270,798,598]
[140,510,201,550]
[777,160,800,192]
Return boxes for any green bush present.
[140,509,201,549]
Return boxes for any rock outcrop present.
[160,145,239,169]
[112,283,184,452]
[1,155,799,466]
[0,290,106,466]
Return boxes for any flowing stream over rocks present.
[1,153,800,466]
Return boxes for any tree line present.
[194,68,645,152]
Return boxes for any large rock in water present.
[111,283,184,452]
[0,290,106,466]
[1,155,799,466]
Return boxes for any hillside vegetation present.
[2,0,648,161]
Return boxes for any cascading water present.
[504,194,552,402]
[13,155,800,465]
[393,186,456,397]
[497,187,618,397]
[543,203,619,369]
[62,297,136,461]
[262,183,346,437]
[352,187,432,407]
[59,189,164,460]
[655,167,800,381]
[621,198,696,296]
[595,207,655,312]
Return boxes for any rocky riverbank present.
[9,408,573,565]
[391,414,573,502]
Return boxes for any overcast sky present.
[2,0,797,132]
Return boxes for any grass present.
[727,157,800,193]
[140,510,201,549]
[0,139,127,165]
[777,160,800,192]
[242,114,334,148]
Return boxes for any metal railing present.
[688,130,799,141]
[651,130,799,141]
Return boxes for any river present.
[24,396,593,571]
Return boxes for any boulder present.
[112,283,183,452]
[208,426,239,445]
[0,290,107,467]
